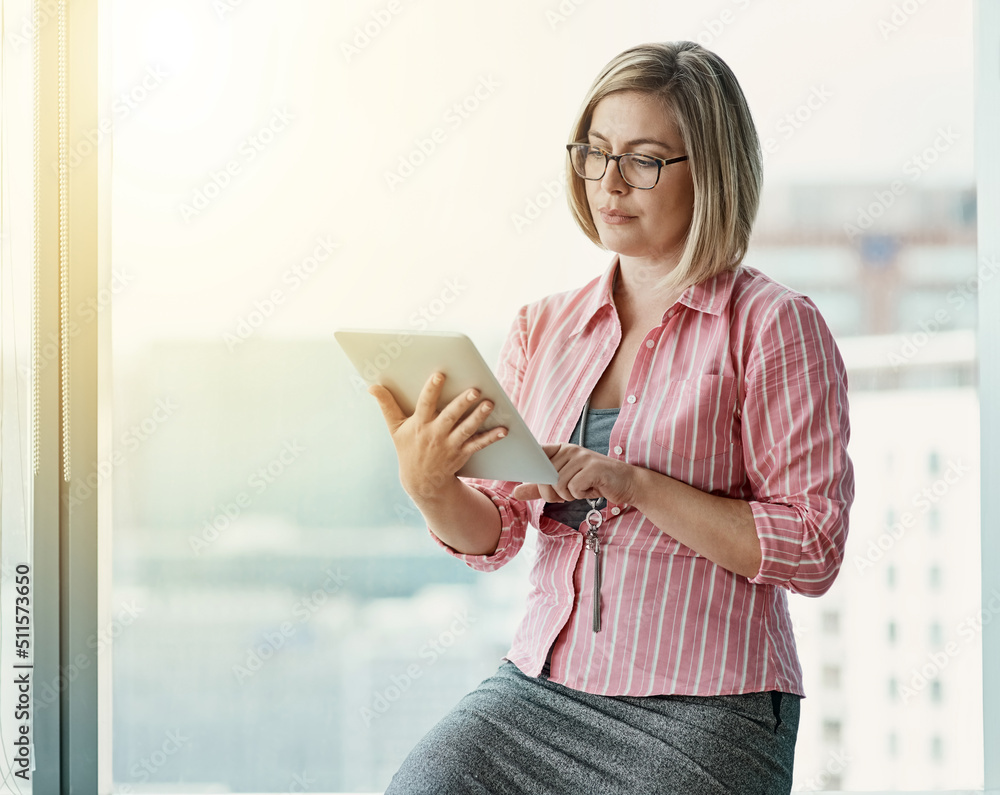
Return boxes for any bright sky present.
[108,0,974,356]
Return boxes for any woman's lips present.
[599,209,635,225]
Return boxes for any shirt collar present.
[569,255,620,336]
[570,257,740,335]
[675,267,738,317]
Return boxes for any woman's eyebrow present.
[587,130,675,152]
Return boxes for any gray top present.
[541,407,620,530]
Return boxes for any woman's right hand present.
[368,372,508,500]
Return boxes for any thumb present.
[511,483,542,501]
[368,384,406,429]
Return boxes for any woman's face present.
[584,91,695,267]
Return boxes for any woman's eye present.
[632,157,657,169]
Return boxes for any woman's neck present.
[613,258,685,326]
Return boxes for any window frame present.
[31,0,101,790]
[974,0,1000,790]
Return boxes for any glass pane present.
[107,1,981,792]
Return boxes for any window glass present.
[107,1,980,792]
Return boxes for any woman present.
[371,41,854,795]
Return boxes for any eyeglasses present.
[566,143,689,190]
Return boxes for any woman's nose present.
[600,157,629,193]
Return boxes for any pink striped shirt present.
[432,257,854,697]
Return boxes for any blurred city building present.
[112,182,980,792]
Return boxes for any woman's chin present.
[597,232,645,258]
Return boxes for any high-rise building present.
[111,182,981,791]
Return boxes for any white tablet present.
[335,329,558,485]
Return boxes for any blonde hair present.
[566,42,762,292]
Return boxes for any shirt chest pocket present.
[652,375,741,463]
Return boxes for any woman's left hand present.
[511,444,637,505]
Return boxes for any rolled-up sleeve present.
[428,480,528,571]
[743,294,855,596]
[427,308,534,572]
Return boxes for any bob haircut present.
[566,42,762,292]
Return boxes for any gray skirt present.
[385,661,800,795]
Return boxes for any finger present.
[511,483,564,502]
[435,386,485,432]
[453,398,495,440]
[556,447,610,498]
[551,461,588,503]
[368,384,407,429]
[567,476,602,501]
[550,483,577,503]
[542,443,580,473]
[511,483,541,500]
[413,372,446,421]
[535,484,566,502]
[460,424,508,457]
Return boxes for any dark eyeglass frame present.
[565,143,689,190]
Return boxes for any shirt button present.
[613,445,623,455]
[626,395,637,404]
[611,506,621,516]
[645,339,655,348]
